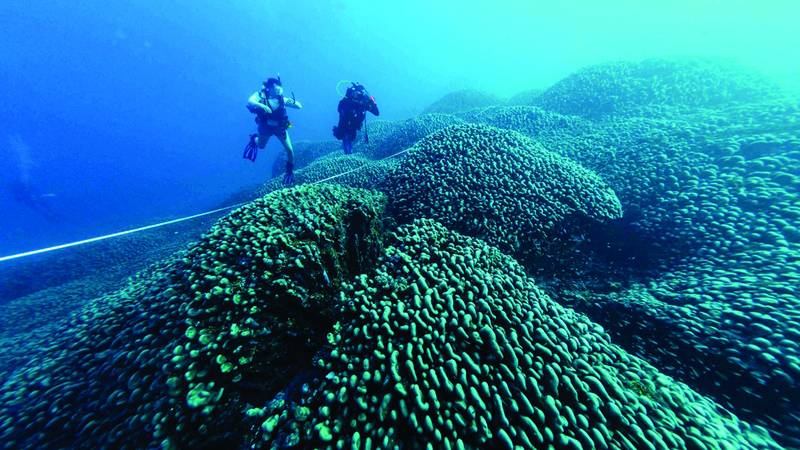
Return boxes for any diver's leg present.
[346,130,357,154]
[257,123,271,149]
[342,129,356,155]
[279,132,295,165]
[279,131,295,184]
[343,137,353,154]
[257,133,270,149]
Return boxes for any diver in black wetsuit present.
[333,83,379,154]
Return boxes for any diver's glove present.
[283,162,294,185]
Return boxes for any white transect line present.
[0,148,412,263]
[310,147,410,185]
[0,203,247,262]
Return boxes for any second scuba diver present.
[244,76,302,184]
[333,82,379,154]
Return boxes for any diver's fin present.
[243,134,258,162]
[283,161,294,184]
[243,145,256,162]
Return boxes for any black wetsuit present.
[335,97,378,140]
[334,94,379,153]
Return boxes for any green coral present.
[456,105,594,149]
[537,100,800,445]
[260,153,399,197]
[2,57,797,450]
[422,89,503,114]
[0,184,386,450]
[270,139,341,178]
[264,219,778,449]
[443,90,799,446]
[385,123,622,263]
[466,67,798,445]
[535,58,782,119]
[506,87,544,106]
[360,113,465,160]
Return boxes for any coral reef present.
[0,267,150,380]
[535,58,781,119]
[544,100,800,445]
[0,185,387,449]
[360,113,466,160]
[270,140,341,178]
[422,89,503,114]
[257,219,778,449]
[507,87,544,106]
[260,153,398,197]
[3,57,798,449]
[454,97,800,446]
[456,105,594,151]
[385,123,622,264]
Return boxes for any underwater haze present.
[2,1,800,449]
[1,0,799,255]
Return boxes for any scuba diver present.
[5,179,58,222]
[333,82,379,154]
[244,76,302,184]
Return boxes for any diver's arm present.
[360,95,379,116]
[284,96,303,109]
[368,97,380,116]
[247,91,271,113]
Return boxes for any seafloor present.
[0,58,798,449]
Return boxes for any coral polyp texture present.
[2,57,798,449]
[271,113,464,176]
[360,113,466,160]
[0,184,387,449]
[261,153,399,197]
[455,105,594,152]
[386,124,622,264]
[516,98,800,445]
[422,89,504,114]
[271,140,342,178]
[506,87,544,106]
[259,219,778,449]
[535,58,781,119]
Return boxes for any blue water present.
[0,1,426,255]
[2,0,799,256]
